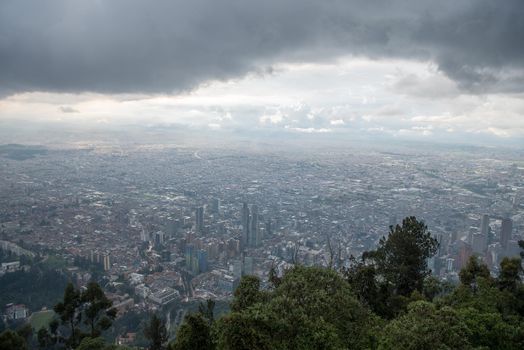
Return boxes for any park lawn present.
[30,310,55,331]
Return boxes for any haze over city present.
[0,1,523,349]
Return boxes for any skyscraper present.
[500,218,513,250]
[185,244,195,270]
[479,214,489,251]
[197,249,208,273]
[241,202,250,246]
[195,206,204,233]
[211,198,221,215]
[250,205,259,247]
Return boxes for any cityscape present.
[1,1,524,349]
[1,142,522,335]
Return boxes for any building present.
[197,249,208,273]
[471,233,486,254]
[1,261,20,274]
[211,198,221,214]
[154,231,165,246]
[148,287,178,305]
[249,205,259,247]
[241,202,250,246]
[244,256,254,275]
[500,218,513,250]
[195,206,204,233]
[185,244,195,271]
[480,214,490,241]
[5,304,29,320]
[103,254,111,271]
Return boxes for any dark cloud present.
[0,0,523,96]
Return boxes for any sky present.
[1,0,523,146]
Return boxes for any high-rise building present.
[480,214,490,237]
[232,259,243,280]
[265,219,272,236]
[472,233,486,254]
[211,198,221,215]
[244,256,254,275]
[154,231,165,246]
[185,244,195,270]
[241,203,250,246]
[476,214,490,252]
[197,249,208,273]
[500,218,513,250]
[103,254,111,271]
[250,205,259,247]
[195,206,204,233]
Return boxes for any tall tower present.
[195,206,204,233]
[241,203,250,246]
[500,218,513,250]
[479,214,489,251]
[250,205,259,247]
[211,198,221,215]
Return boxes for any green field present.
[30,310,55,331]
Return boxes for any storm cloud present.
[1,0,523,96]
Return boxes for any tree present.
[459,256,492,292]
[54,282,83,347]
[37,327,55,349]
[198,299,216,325]
[16,323,33,346]
[170,313,213,350]
[378,301,472,350]
[498,257,522,292]
[230,276,266,312]
[345,217,439,317]
[215,266,376,350]
[75,336,134,350]
[371,217,439,296]
[81,281,117,337]
[144,314,168,350]
[457,307,523,350]
[0,329,28,350]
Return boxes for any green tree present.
[459,256,492,292]
[0,329,28,350]
[54,282,83,347]
[371,217,439,297]
[198,299,216,325]
[170,313,213,350]
[16,323,33,345]
[230,276,266,312]
[144,314,168,350]
[378,301,472,350]
[457,307,523,350]
[37,327,55,349]
[81,281,117,337]
[215,266,376,350]
[498,257,522,292]
[75,336,134,350]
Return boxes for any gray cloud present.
[0,0,523,96]
[59,106,79,113]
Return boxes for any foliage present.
[378,301,472,350]
[372,217,439,296]
[215,265,376,350]
[230,275,267,312]
[54,281,116,348]
[344,216,439,318]
[0,329,28,350]
[81,281,117,337]
[144,314,168,350]
[0,265,68,311]
[170,313,213,350]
